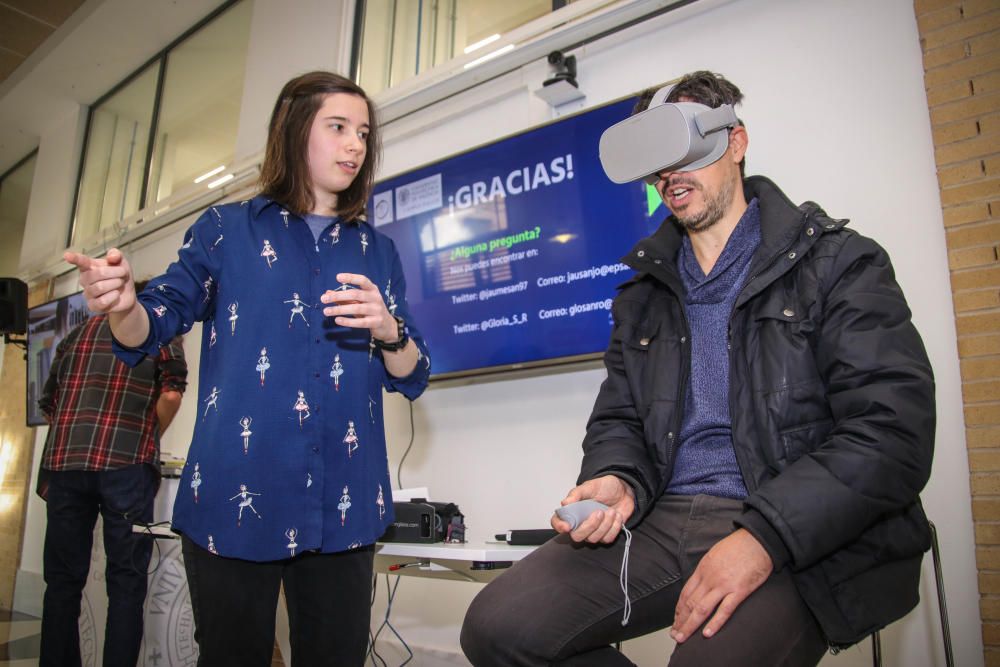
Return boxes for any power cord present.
[368,575,413,666]
[131,520,174,576]
[367,399,416,665]
[395,399,415,489]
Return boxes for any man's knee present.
[461,581,553,666]
[461,590,511,665]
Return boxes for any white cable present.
[619,526,632,626]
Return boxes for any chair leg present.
[871,631,882,667]
[928,521,955,667]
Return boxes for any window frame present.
[0,149,39,275]
[350,0,697,123]
[67,0,244,248]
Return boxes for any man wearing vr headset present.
[462,71,934,666]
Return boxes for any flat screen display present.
[25,292,92,426]
[370,96,667,379]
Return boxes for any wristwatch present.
[373,315,409,352]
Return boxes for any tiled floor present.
[0,609,41,666]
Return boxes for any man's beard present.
[673,176,736,233]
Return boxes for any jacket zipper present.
[636,254,690,489]
[726,212,817,493]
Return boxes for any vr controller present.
[555,499,611,531]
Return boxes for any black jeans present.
[181,536,375,667]
[462,495,828,667]
[40,464,158,667]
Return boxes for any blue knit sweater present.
[665,199,761,499]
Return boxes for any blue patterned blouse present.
[115,196,430,561]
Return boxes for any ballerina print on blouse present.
[256,347,271,386]
[190,462,202,503]
[306,473,312,488]
[377,484,385,520]
[209,322,217,348]
[331,354,344,391]
[360,231,368,255]
[368,337,375,363]
[202,276,214,302]
[280,209,290,228]
[211,233,223,250]
[337,486,351,526]
[285,528,298,557]
[203,387,220,419]
[417,347,431,370]
[343,420,359,458]
[228,302,239,335]
[368,395,376,423]
[152,305,167,318]
[284,292,311,328]
[207,535,218,555]
[293,390,311,427]
[239,416,253,455]
[384,279,397,315]
[330,223,341,244]
[229,483,262,527]
[261,239,278,268]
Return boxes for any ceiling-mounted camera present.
[535,49,584,108]
[544,50,577,88]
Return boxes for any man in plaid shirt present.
[37,284,186,667]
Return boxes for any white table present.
[375,541,536,582]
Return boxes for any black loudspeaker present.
[0,278,28,335]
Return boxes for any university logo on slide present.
[373,190,394,227]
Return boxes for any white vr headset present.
[599,85,739,184]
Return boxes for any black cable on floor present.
[369,574,413,666]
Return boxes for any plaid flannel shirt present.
[39,315,187,488]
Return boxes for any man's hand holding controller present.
[64,248,149,348]
[551,475,635,544]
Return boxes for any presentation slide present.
[26,292,92,426]
[371,96,668,378]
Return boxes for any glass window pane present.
[459,0,551,53]
[358,0,558,96]
[73,65,158,245]
[0,155,37,275]
[146,0,252,205]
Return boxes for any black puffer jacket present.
[578,175,935,646]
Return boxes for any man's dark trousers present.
[40,463,157,667]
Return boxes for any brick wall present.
[914,0,1000,663]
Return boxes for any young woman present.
[66,71,430,666]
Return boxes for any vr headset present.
[599,84,739,184]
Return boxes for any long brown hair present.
[258,71,381,221]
